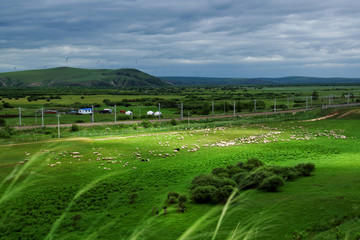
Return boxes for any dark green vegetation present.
[0,108,359,239]
[0,67,169,87]
[190,159,315,204]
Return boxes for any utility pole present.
[41,107,44,127]
[91,105,94,123]
[233,101,236,116]
[57,113,61,139]
[287,97,289,109]
[329,96,331,106]
[306,96,308,110]
[348,93,350,104]
[180,102,183,120]
[35,110,37,124]
[254,99,256,113]
[158,103,161,119]
[310,96,313,107]
[19,107,21,126]
[212,100,214,116]
[187,112,190,128]
[114,105,117,123]
[274,99,277,112]
[223,102,226,115]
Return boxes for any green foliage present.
[3,102,11,108]
[70,124,79,132]
[259,175,284,192]
[0,126,16,138]
[295,163,315,176]
[167,191,180,204]
[141,120,151,128]
[0,117,5,127]
[170,119,177,126]
[191,158,316,204]
[243,158,265,171]
[191,186,217,203]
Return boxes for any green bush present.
[260,175,284,192]
[141,120,151,128]
[170,119,177,126]
[213,185,234,203]
[191,174,221,189]
[167,191,180,204]
[243,158,265,171]
[211,167,228,176]
[191,186,217,203]
[295,163,315,176]
[3,102,11,108]
[71,124,79,132]
[232,172,250,185]
[226,165,245,177]
[0,118,5,127]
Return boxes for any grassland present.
[0,107,359,239]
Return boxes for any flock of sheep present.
[19,126,349,170]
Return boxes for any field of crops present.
[0,107,359,239]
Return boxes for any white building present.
[78,108,93,114]
[125,111,133,115]
[147,111,154,115]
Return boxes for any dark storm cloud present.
[1,0,360,77]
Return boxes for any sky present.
[1,0,360,78]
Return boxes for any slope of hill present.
[0,67,169,87]
[160,76,360,85]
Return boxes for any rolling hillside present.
[0,67,170,87]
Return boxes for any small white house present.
[78,108,93,114]
[147,111,154,115]
[125,111,133,115]
[154,111,162,116]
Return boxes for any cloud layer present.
[1,0,360,77]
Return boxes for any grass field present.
[0,108,359,239]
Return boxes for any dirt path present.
[336,110,356,119]
[301,112,339,122]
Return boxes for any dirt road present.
[13,108,314,130]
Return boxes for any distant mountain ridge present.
[0,67,169,87]
[160,76,360,85]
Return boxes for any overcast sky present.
[1,0,360,77]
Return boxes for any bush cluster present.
[190,158,315,204]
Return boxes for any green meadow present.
[0,108,359,239]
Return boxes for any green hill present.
[0,67,170,87]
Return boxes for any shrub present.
[295,163,315,176]
[3,102,11,108]
[191,186,217,203]
[71,124,79,132]
[141,120,151,128]
[211,167,228,176]
[191,174,222,189]
[0,129,10,138]
[243,158,265,171]
[132,124,138,130]
[226,165,245,177]
[260,175,284,192]
[75,120,85,123]
[267,166,299,181]
[178,194,188,204]
[170,119,177,126]
[0,118,5,127]
[213,185,234,203]
[232,172,250,185]
[167,191,180,204]
[117,115,131,121]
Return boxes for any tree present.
[311,91,319,100]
